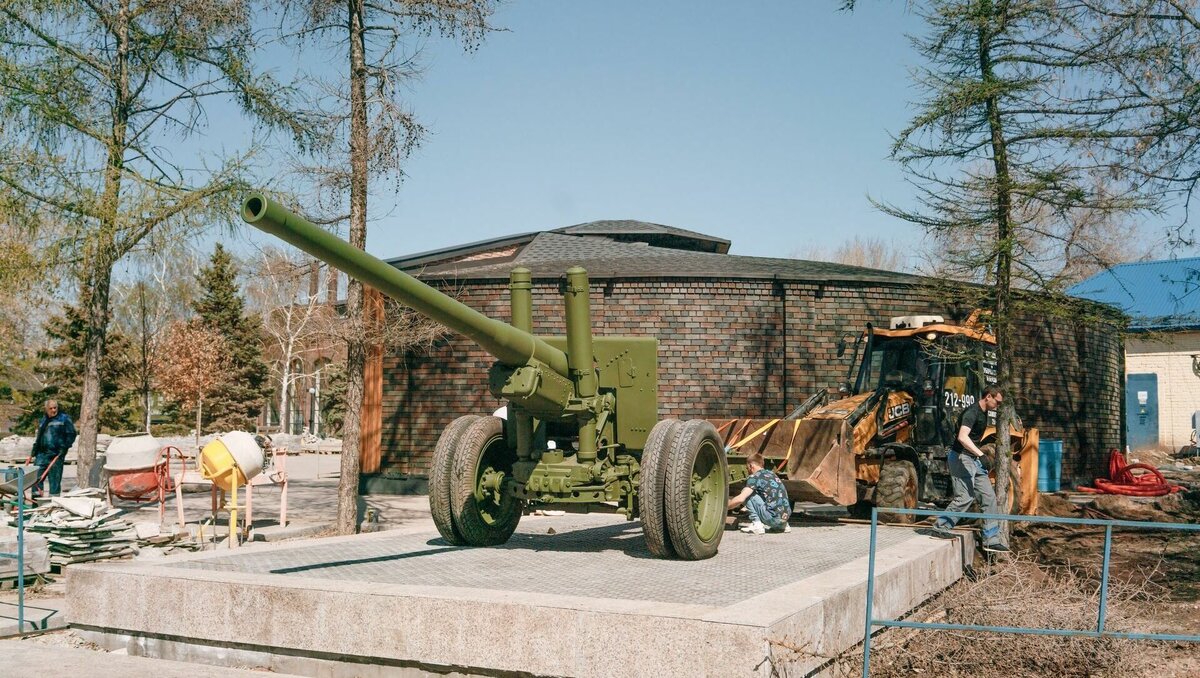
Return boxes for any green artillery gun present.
[241,194,728,559]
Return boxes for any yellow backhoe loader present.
[713,312,1040,521]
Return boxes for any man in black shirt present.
[931,385,1009,553]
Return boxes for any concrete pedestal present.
[66,515,970,677]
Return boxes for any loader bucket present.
[712,417,857,505]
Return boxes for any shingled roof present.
[386,219,923,285]
[551,220,730,254]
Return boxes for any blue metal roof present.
[1069,257,1200,330]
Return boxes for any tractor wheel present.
[664,419,728,561]
[450,416,522,546]
[639,419,682,558]
[875,459,918,524]
[429,415,480,545]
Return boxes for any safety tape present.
[728,419,781,451]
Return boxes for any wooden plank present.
[360,286,385,475]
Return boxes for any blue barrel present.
[1038,440,1063,492]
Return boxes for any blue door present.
[1126,373,1159,451]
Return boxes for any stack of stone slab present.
[23,496,138,567]
[0,436,32,464]
[0,530,50,579]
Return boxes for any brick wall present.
[379,277,1124,488]
[1010,316,1125,483]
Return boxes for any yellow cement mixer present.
[199,432,266,546]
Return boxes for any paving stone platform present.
[65,515,970,677]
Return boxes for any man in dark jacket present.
[26,400,77,498]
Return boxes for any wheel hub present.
[478,466,506,505]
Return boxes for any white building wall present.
[1126,331,1200,450]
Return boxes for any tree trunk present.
[196,397,203,449]
[77,0,131,488]
[313,369,321,438]
[280,362,290,435]
[336,0,370,535]
[140,281,152,433]
[979,3,1016,530]
[76,267,112,489]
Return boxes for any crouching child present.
[727,453,791,534]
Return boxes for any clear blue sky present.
[268,1,931,261]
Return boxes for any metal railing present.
[0,472,28,632]
[862,506,1200,677]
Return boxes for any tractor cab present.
[845,314,999,448]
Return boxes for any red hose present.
[1077,449,1183,496]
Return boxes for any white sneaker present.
[781,523,791,534]
[740,521,766,535]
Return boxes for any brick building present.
[369,220,1124,491]
[1071,258,1200,452]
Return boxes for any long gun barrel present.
[241,193,569,376]
[239,195,707,559]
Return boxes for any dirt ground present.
[851,450,1200,678]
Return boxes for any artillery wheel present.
[450,416,522,546]
[664,419,728,561]
[875,459,918,524]
[639,419,682,558]
[429,415,480,545]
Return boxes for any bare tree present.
[111,247,203,431]
[917,190,1161,288]
[1081,1,1200,247]
[0,1,314,486]
[274,0,498,534]
[793,235,914,271]
[247,247,337,435]
[154,319,230,448]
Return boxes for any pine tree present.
[16,306,140,435]
[849,0,1192,525]
[193,244,270,432]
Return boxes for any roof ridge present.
[1109,256,1200,271]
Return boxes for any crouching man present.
[728,453,791,535]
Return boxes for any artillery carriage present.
[241,194,728,559]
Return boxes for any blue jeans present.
[746,494,786,529]
[31,451,66,497]
[935,451,1006,547]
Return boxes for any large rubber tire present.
[429,415,480,545]
[664,419,728,561]
[875,459,918,524]
[639,419,681,558]
[450,416,522,546]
